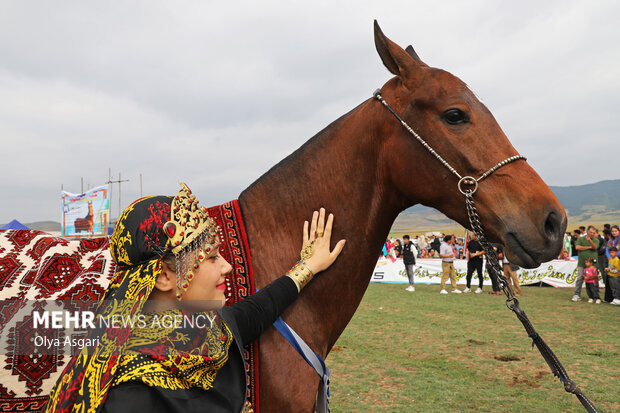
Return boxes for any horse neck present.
[239,99,407,353]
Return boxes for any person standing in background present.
[454,238,464,259]
[572,226,599,302]
[583,257,601,304]
[385,238,393,257]
[598,229,610,300]
[503,257,521,296]
[605,246,620,305]
[604,226,620,302]
[393,239,402,258]
[417,236,428,255]
[606,225,620,257]
[464,232,484,294]
[570,229,581,257]
[402,235,417,292]
[487,243,504,295]
[431,235,441,255]
[439,235,461,294]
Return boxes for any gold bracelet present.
[297,260,315,277]
[286,261,314,289]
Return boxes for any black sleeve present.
[102,383,168,413]
[221,275,299,345]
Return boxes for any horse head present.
[373,21,566,268]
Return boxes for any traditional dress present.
[46,185,299,413]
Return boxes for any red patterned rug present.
[0,200,259,412]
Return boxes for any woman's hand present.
[301,207,346,274]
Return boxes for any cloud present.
[1,0,618,222]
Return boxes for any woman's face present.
[612,227,619,238]
[181,241,232,307]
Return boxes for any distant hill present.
[24,221,61,232]
[549,180,620,224]
[391,179,620,235]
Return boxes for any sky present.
[1,0,618,223]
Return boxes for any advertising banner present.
[61,185,110,238]
[371,257,593,287]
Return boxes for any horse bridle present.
[373,89,600,413]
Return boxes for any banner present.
[371,257,597,288]
[61,185,110,238]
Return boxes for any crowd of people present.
[567,224,620,305]
[383,233,521,296]
[382,226,620,306]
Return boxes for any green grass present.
[328,284,619,412]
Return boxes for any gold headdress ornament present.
[163,182,220,299]
[164,182,218,254]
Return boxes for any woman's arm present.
[221,275,298,344]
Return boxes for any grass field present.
[328,284,619,412]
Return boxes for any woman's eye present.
[443,108,469,125]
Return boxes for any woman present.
[393,239,402,258]
[603,225,620,302]
[606,225,620,257]
[46,183,346,413]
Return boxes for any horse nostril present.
[543,211,560,239]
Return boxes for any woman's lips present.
[216,283,226,291]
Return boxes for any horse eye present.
[443,108,469,125]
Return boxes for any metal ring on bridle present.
[457,176,478,195]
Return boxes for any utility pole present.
[108,168,113,220]
[106,170,129,221]
[118,172,123,216]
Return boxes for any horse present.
[74,201,94,233]
[238,21,566,411]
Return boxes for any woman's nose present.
[221,258,233,275]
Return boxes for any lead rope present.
[373,90,600,413]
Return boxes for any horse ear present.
[405,45,428,67]
[374,20,420,85]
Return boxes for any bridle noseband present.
[373,89,599,413]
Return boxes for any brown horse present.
[74,201,94,234]
[238,22,566,411]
